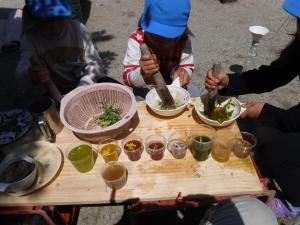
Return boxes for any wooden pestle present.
[140,43,175,107]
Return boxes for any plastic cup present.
[98,138,121,163]
[212,136,233,162]
[121,135,144,161]
[189,124,216,161]
[167,131,188,159]
[232,132,257,159]
[145,134,166,161]
[67,143,95,173]
[101,161,127,190]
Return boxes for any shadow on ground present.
[98,50,118,75]
[116,204,212,225]
[91,29,118,75]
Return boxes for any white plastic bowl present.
[194,97,245,127]
[145,86,190,117]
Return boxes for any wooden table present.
[0,101,264,207]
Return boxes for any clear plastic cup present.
[145,134,166,161]
[189,124,216,161]
[101,161,127,190]
[121,135,144,161]
[232,132,257,159]
[98,138,121,163]
[212,136,233,162]
[167,131,188,159]
[67,143,95,173]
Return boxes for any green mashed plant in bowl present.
[95,103,123,128]
[202,100,235,123]
[158,101,184,110]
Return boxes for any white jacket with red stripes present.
[122,28,194,88]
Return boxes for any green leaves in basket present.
[95,102,122,128]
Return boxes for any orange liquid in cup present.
[100,144,119,162]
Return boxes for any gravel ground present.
[0,0,299,224]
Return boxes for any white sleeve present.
[122,38,147,88]
[178,38,194,78]
[77,23,106,86]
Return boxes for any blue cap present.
[141,0,191,38]
[25,0,72,18]
[283,0,300,18]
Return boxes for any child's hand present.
[29,66,50,84]
[140,54,159,79]
[173,68,190,86]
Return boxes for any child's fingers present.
[141,59,157,66]
[143,64,158,71]
[178,73,188,86]
[141,54,151,60]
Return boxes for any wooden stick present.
[140,43,175,106]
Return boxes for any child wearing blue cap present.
[16,0,114,95]
[205,0,300,214]
[122,0,195,94]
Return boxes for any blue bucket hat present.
[25,0,72,18]
[141,0,191,38]
[283,0,300,18]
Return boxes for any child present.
[16,0,112,95]
[122,0,197,96]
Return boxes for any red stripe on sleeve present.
[179,64,195,71]
[129,28,144,44]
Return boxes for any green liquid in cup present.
[190,135,212,161]
[68,145,94,173]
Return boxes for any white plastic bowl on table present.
[145,86,190,117]
[194,97,244,127]
[60,83,137,143]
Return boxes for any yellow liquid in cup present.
[68,145,94,173]
[100,144,119,162]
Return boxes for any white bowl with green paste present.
[194,97,245,127]
[146,86,190,117]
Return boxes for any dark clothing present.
[220,38,300,131]
[219,37,300,206]
[241,121,300,206]
[220,38,300,96]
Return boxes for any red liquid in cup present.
[147,141,165,160]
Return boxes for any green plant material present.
[96,103,122,128]
[203,100,234,123]
[158,101,177,110]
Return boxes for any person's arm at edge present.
[122,37,147,88]
[219,38,300,96]
[77,22,106,86]
[260,104,300,132]
[177,38,194,78]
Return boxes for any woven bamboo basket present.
[60,83,138,143]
